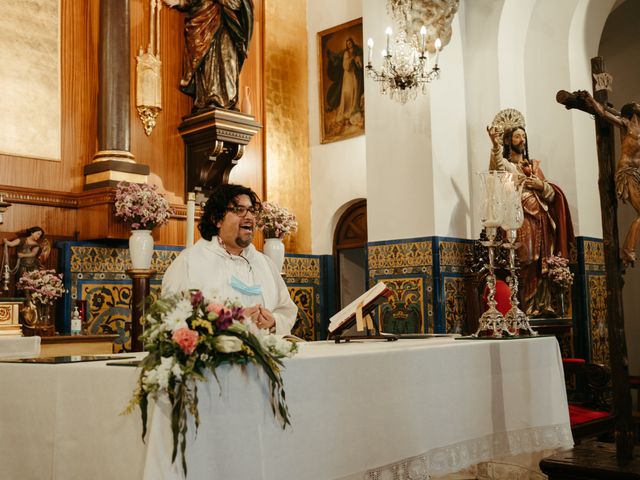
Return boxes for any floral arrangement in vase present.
[125,289,298,475]
[256,201,298,239]
[114,181,173,230]
[17,269,65,305]
[546,254,574,290]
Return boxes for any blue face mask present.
[230,275,262,296]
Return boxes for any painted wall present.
[307,0,366,255]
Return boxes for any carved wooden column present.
[84,0,149,190]
[178,109,261,200]
[126,269,155,352]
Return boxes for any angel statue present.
[2,226,51,293]
[486,109,575,317]
[578,90,640,267]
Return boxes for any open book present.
[328,282,392,334]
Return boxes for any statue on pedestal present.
[164,0,254,112]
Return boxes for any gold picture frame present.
[317,18,365,144]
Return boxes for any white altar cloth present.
[0,335,40,358]
[0,336,572,480]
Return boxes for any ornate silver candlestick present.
[474,171,510,338]
[500,175,537,336]
[474,227,510,337]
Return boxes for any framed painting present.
[317,18,365,144]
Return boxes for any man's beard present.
[510,142,524,154]
[235,233,253,248]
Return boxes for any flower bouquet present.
[126,290,298,475]
[256,201,298,239]
[546,254,574,290]
[17,269,65,304]
[114,181,173,230]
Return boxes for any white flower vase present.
[129,229,154,269]
[263,237,285,273]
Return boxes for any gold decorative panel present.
[379,277,425,334]
[264,0,311,253]
[289,286,315,341]
[368,241,433,270]
[283,256,320,281]
[584,240,605,266]
[0,0,60,160]
[439,241,470,269]
[443,277,466,334]
[588,275,609,365]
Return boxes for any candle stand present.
[502,229,537,336]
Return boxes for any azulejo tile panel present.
[583,240,605,267]
[369,238,434,334]
[438,240,471,272]
[368,241,433,270]
[443,277,466,334]
[283,256,321,281]
[288,286,315,341]
[435,238,473,333]
[283,255,326,340]
[588,275,609,365]
[81,281,161,352]
[575,237,608,362]
[378,277,426,334]
[59,241,182,336]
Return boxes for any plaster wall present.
[431,14,471,238]
[364,0,435,243]
[307,0,366,255]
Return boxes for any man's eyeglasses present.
[227,205,260,217]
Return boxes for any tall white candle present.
[420,26,427,54]
[367,37,373,64]
[385,27,392,55]
[186,192,195,247]
[434,38,442,65]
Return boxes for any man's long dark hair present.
[621,103,640,119]
[198,184,262,241]
[502,126,530,161]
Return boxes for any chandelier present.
[366,0,459,104]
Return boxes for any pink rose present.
[172,328,199,355]
[206,303,225,315]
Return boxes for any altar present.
[0,336,572,479]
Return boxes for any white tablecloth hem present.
[339,423,573,480]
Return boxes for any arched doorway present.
[333,200,367,310]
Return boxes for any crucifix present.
[556,57,636,462]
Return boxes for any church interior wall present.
[307,0,366,255]
[1,0,637,356]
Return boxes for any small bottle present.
[71,306,82,335]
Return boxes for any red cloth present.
[483,279,511,316]
[562,358,586,364]
[568,404,611,426]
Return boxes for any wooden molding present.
[0,184,197,220]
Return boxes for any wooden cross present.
[556,57,634,462]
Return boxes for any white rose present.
[156,356,174,389]
[214,335,243,353]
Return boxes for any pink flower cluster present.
[256,201,298,239]
[17,269,65,305]
[546,254,574,290]
[114,181,173,230]
[172,328,199,355]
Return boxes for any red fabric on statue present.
[483,279,511,316]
